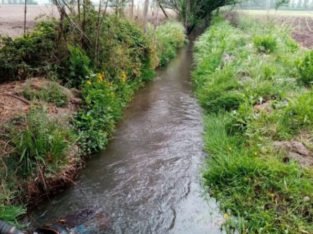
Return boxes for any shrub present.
[23,81,68,107]
[0,21,58,82]
[297,50,313,85]
[74,74,121,154]
[9,109,74,176]
[91,16,153,83]
[64,45,92,88]
[253,35,277,53]
[155,21,186,66]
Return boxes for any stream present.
[30,43,224,234]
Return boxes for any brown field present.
[239,10,313,48]
[0,4,175,37]
[0,5,58,37]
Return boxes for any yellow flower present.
[120,71,127,82]
[223,213,229,220]
[97,73,105,82]
[86,80,92,85]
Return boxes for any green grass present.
[194,16,313,233]
[23,81,68,107]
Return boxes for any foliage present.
[9,109,74,176]
[0,203,25,224]
[74,20,185,154]
[160,0,240,32]
[23,81,68,107]
[253,35,277,53]
[154,21,186,66]
[297,50,313,86]
[74,74,121,154]
[193,17,313,233]
[64,45,92,88]
[0,21,58,82]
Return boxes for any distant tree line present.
[0,0,37,4]
[239,0,313,9]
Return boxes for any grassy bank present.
[193,16,313,233]
[0,12,186,224]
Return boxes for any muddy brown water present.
[29,44,224,234]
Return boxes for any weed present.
[23,81,68,107]
[297,50,313,86]
[253,35,277,53]
[10,108,74,176]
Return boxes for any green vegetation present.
[9,109,74,176]
[0,9,185,223]
[154,21,186,66]
[194,17,313,233]
[253,35,277,53]
[297,50,313,86]
[23,81,69,107]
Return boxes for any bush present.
[74,74,121,154]
[155,21,186,66]
[0,21,58,82]
[253,35,277,53]
[297,50,313,85]
[23,81,68,107]
[64,45,92,88]
[9,109,74,176]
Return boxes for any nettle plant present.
[297,50,313,86]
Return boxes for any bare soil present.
[238,10,313,48]
[0,5,58,37]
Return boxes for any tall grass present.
[194,16,313,233]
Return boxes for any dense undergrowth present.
[0,11,186,224]
[193,16,313,233]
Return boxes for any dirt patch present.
[25,145,83,207]
[0,80,29,124]
[0,5,58,37]
[0,77,84,207]
[274,140,313,167]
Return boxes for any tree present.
[160,0,240,33]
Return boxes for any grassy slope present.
[193,17,313,233]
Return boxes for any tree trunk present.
[24,0,27,35]
[143,0,149,31]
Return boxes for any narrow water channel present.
[30,44,224,233]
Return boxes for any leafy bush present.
[23,81,68,107]
[0,21,58,82]
[297,50,313,85]
[10,109,74,176]
[64,45,92,88]
[74,74,121,154]
[253,35,277,53]
[89,16,154,82]
[155,21,186,66]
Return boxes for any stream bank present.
[29,43,224,233]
